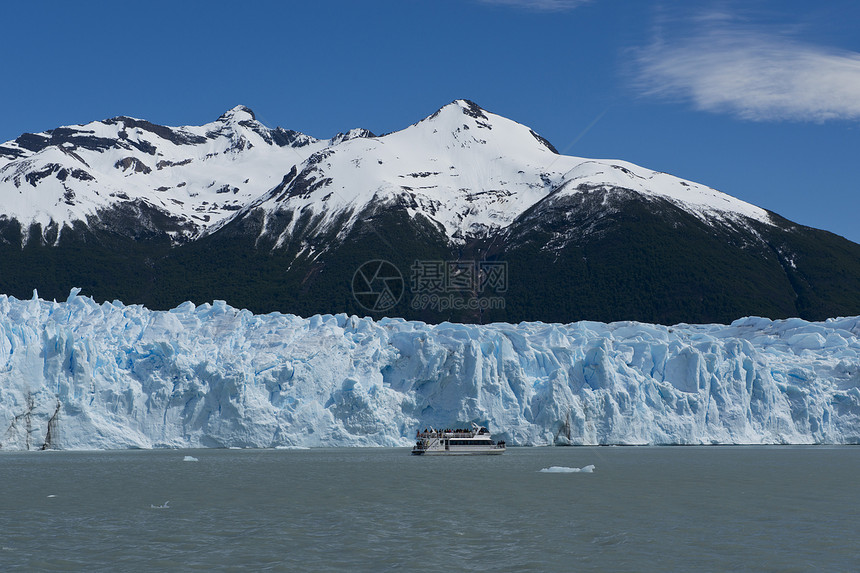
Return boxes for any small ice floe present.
[183,455,198,462]
[539,465,595,473]
[151,501,170,509]
[47,494,57,498]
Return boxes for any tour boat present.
[411,422,506,455]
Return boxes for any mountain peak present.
[330,128,376,145]
[218,105,256,123]
[427,99,489,123]
[453,99,488,120]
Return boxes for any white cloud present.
[477,0,591,11]
[636,29,860,122]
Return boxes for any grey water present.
[1,446,857,572]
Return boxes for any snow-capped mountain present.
[242,99,771,248]
[1,100,860,325]
[0,99,768,246]
[0,105,369,243]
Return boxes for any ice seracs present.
[1,290,859,450]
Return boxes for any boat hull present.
[412,448,505,456]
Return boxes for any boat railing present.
[414,435,441,449]
[416,431,478,439]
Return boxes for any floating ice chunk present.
[183,456,198,462]
[151,501,170,509]
[47,494,57,498]
[539,465,595,473]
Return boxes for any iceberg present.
[539,465,595,473]
[1,289,859,450]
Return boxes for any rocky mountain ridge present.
[1,100,859,325]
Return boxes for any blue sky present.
[4,0,859,242]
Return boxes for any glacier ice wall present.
[1,289,860,450]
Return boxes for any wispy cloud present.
[477,0,591,12]
[635,24,860,122]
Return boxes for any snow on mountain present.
[0,100,773,248]
[253,99,772,246]
[553,159,771,225]
[0,106,332,242]
[2,289,858,450]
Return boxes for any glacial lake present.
[1,446,857,571]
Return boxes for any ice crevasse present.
[1,288,859,450]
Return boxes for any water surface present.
[1,446,856,571]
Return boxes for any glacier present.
[1,288,860,450]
